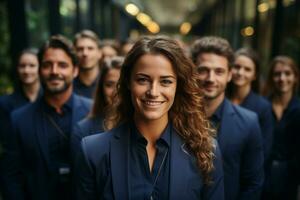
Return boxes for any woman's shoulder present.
[80,123,128,157]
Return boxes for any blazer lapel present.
[218,99,235,150]
[71,95,89,125]
[110,124,130,200]
[169,129,190,199]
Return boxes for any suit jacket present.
[218,99,264,200]
[240,91,273,160]
[4,94,91,200]
[0,90,42,199]
[71,116,104,162]
[74,122,225,200]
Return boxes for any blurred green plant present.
[0,1,12,95]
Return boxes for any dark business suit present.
[217,99,264,200]
[264,97,300,200]
[240,91,273,161]
[0,90,42,199]
[74,122,225,200]
[4,94,91,200]
[71,116,104,162]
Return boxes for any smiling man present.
[191,36,264,200]
[4,35,91,200]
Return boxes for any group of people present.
[0,30,299,200]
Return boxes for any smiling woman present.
[74,36,225,200]
[263,55,300,200]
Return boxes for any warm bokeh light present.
[125,3,140,16]
[258,3,269,13]
[241,26,254,37]
[147,21,160,34]
[136,12,152,26]
[180,22,192,35]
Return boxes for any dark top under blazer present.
[240,91,273,160]
[218,99,264,200]
[71,117,104,162]
[4,94,92,200]
[74,122,225,200]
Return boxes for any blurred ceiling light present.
[241,26,254,37]
[147,21,160,34]
[283,0,294,7]
[180,22,192,35]
[136,12,152,26]
[125,3,140,16]
[258,3,269,13]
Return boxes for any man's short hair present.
[38,35,78,66]
[191,36,234,68]
[74,29,101,48]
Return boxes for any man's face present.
[40,48,78,94]
[195,53,232,100]
[75,38,102,70]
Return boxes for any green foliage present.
[0,1,12,95]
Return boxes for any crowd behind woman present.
[0,31,299,200]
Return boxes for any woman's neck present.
[272,90,293,108]
[134,115,168,144]
[22,81,40,102]
[230,84,251,105]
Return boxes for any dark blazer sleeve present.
[74,138,98,200]
[239,114,264,200]
[2,110,26,200]
[74,133,112,200]
[202,140,224,200]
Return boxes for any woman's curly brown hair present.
[105,36,215,184]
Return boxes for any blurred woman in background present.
[71,56,123,160]
[227,48,273,162]
[0,48,42,198]
[263,55,300,200]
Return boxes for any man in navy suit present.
[73,30,102,98]
[4,35,91,200]
[191,36,264,200]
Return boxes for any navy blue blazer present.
[4,94,91,200]
[0,90,42,198]
[240,91,273,161]
[71,116,104,162]
[218,99,264,200]
[74,122,225,200]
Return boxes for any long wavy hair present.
[89,56,123,119]
[105,36,215,184]
[263,55,299,97]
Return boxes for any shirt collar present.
[74,76,99,88]
[131,121,171,147]
[42,93,74,114]
[210,99,225,123]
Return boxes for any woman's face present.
[272,63,296,95]
[232,55,256,88]
[17,53,39,85]
[130,54,177,123]
[103,68,121,104]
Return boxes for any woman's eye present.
[161,79,173,85]
[137,77,148,83]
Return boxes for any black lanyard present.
[44,112,68,140]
